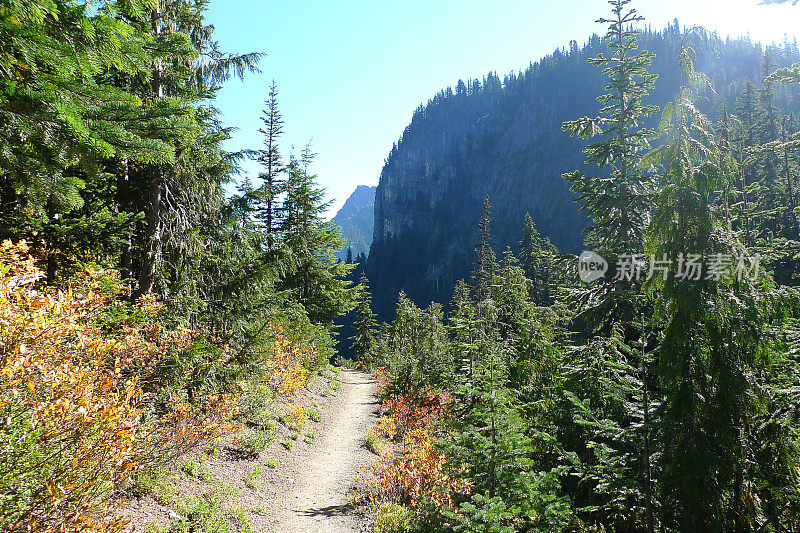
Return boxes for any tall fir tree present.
[255,80,285,248]
[351,273,377,366]
[278,149,355,324]
[560,2,659,529]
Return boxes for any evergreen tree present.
[559,2,659,529]
[351,273,377,367]
[255,80,285,248]
[647,34,799,530]
[562,0,658,260]
[519,213,561,306]
[278,150,355,324]
[472,196,497,303]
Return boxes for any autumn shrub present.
[0,240,234,531]
[288,404,309,432]
[363,369,469,516]
[263,325,318,396]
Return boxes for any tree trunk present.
[134,165,162,299]
[133,5,164,300]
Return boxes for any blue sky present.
[206,0,800,217]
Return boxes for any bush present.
[238,382,275,428]
[374,502,414,533]
[0,241,179,531]
[130,462,177,504]
[288,404,309,432]
[235,429,273,457]
[366,429,387,455]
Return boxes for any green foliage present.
[235,429,274,457]
[277,149,357,325]
[306,407,322,422]
[238,383,275,428]
[244,465,263,489]
[131,462,178,505]
[165,493,245,533]
[373,502,414,533]
[352,273,378,367]
[370,292,452,392]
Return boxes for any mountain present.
[331,185,376,261]
[366,23,800,319]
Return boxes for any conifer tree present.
[519,213,560,306]
[278,150,355,324]
[351,273,377,367]
[560,2,659,529]
[472,196,497,303]
[255,80,285,248]
[562,0,658,260]
[647,34,799,530]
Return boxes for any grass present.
[304,432,315,444]
[265,459,277,468]
[244,465,263,489]
[306,407,321,422]
[280,439,293,450]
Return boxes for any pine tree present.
[647,34,800,530]
[519,213,560,306]
[472,196,496,303]
[131,0,262,299]
[562,0,658,259]
[255,80,285,248]
[351,273,377,367]
[278,150,355,324]
[559,2,659,529]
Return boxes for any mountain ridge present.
[366,23,800,318]
[332,185,376,261]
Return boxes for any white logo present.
[578,250,608,283]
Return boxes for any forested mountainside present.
[332,185,376,260]
[367,21,800,318]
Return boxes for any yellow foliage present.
[264,325,316,397]
[0,241,235,531]
[288,404,309,432]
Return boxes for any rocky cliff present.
[367,23,800,318]
[332,185,376,261]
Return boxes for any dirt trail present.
[265,369,377,532]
